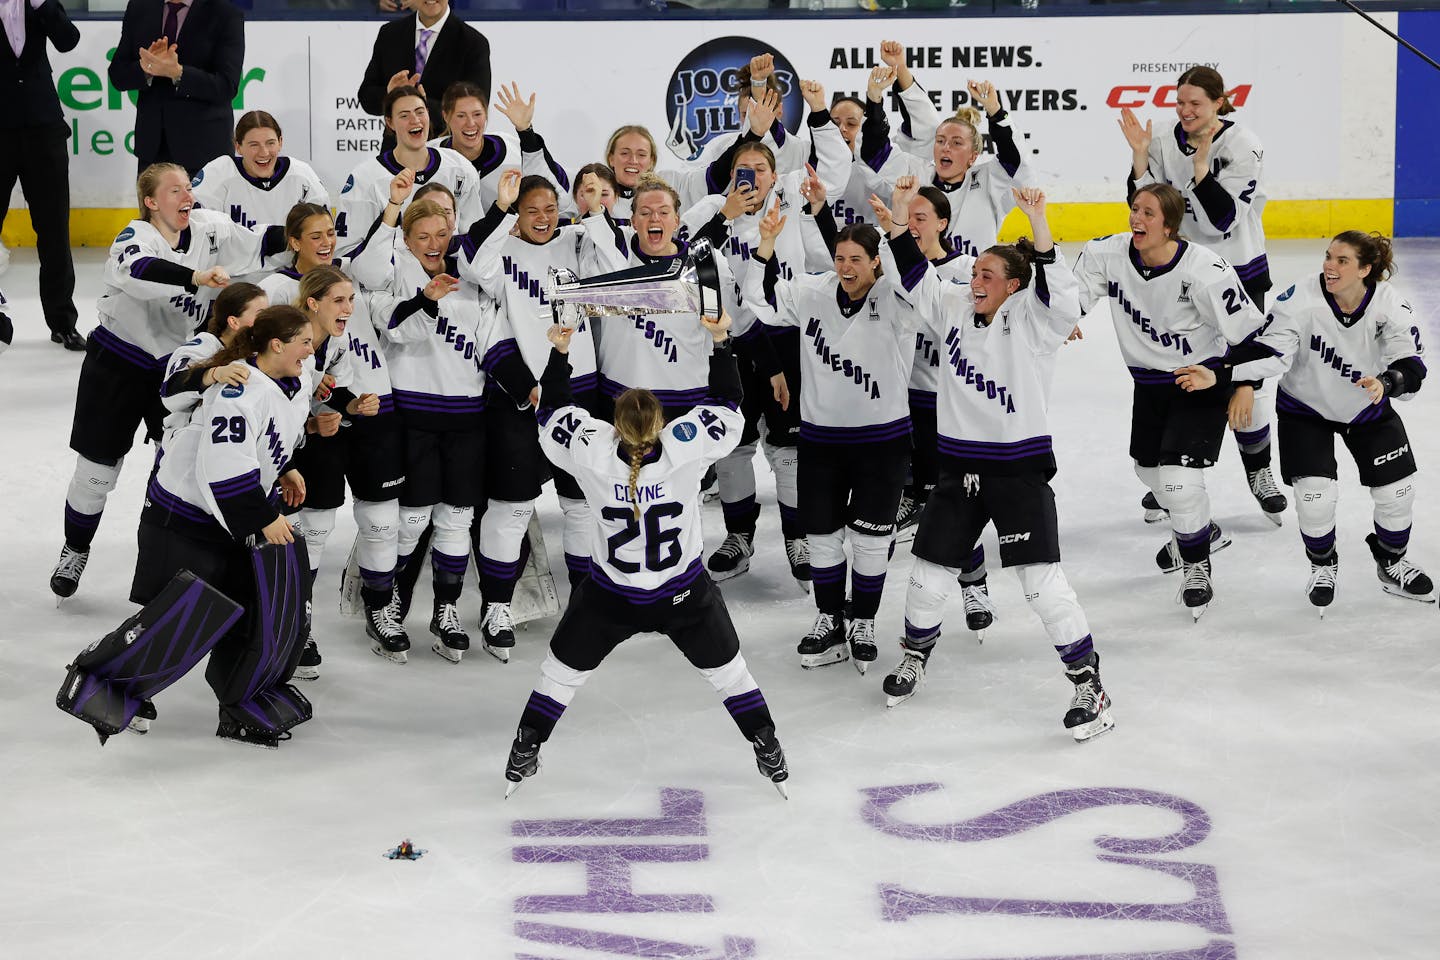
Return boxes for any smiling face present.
[145,169,195,234]
[1323,240,1371,299]
[970,253,1020,317]
[608,133,655,189]
[933,119,979,184]
[443,95,487,155]
[237,126,282,180]
[412,0,448,26]
[1129,191,1173,256]
[307,280,355,339]
[632,189,680,256]
[227,294,268,338]
[290,213,336,270]
[1175,83,1221,137]
[387,95,430,151]
[417,188,456,231]
[273,329,315,378]
[834,239,879,298]
[517,186,559,244]
[831,100,864,151]
[908,195,950,253]
[733,148,777,202]
[404,214,452,275]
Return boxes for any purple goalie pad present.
[205,540,314,731]
[56,571,244,744]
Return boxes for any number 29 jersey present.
[539,398,742,602]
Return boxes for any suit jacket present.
[108,0,244,171]
[0,0,81,132]
[357,12,489,137]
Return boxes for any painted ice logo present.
[665,37,801,162]
[672,421,698,442]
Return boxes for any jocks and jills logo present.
[665,37,804,162]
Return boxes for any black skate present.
[847,618,878,675]
[504,725,542,798]
[1306,553,1339,616]
[1247,466,1287,526]
[784,537,812,594]
[128,699,158,735]
[50,544,89,601]
[294,640,322,681]
[1367,534,1436,603]
[366,594,410,664]
[480,601,516,663]
[1063,653,1114,742]
[706,531,754,582]
[960,578,996,643]
[751,725,789,799]
[798,611,848,669]
[883,644,930,708]
[1178,559,1213,621]
[1140,491,1168,524]
[430,601,470,663]
[1156,523,1231,574]
[216,708,286,750]
[894,492,921,544]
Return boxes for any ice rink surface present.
[2,241,1438,960]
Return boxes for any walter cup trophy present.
[544,236,723,326]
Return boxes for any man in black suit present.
[358,0,489,144]
[108,0,244,177]
[0,0,82,349]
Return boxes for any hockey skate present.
[50,544,89,602]
[1177,559,1213,621]
[504,725,542,798]
[1156,523,1231,574]
[215,707,287,750]
[894,493,921,544]
[1367,534,1437,603]
[784,537,812,593]
[430,601,470,663]
[706,531,754,582]
[293,640,322,681]
[1247,466,1288,526]
[479,601,516,663]
[882,644,930,708]
[1306,554,1339,617]
[127,699,157,735]
[1063,654,1114,742]
[797,611,848,669]
[750,725,789,799]
[366,593,410,664]
[847,618,878,675]
[960,578,996,643]
[1140,491,1169,524]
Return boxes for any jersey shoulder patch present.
[221,383,245,399]
[190,169,205,187]
[115,226,135,243]
[341,175,355,194]
[671,421,698,442]
[1275,284,1297,302]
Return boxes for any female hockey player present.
[881,183,1113,742]
[1074,183,1266,620]
[503,314,788,799]
[191,112,330,230]
[51,163,285,600]
[742,202,923,673]
[434,81,573,214]
[1120,66,1285,525]
[1174,232,1432,611]
[159,282,268,440]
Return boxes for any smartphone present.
[735,168,757,192]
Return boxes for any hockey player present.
[1074,183,1266,619]
[131,305,315,747]
[434,81,573,215]
[504,314,788,798]
[191,112,330,232]
[334,86,480,256]
[880,184,1113,741]
[743,205,922,673]
[1121,66,1285,525]
[159,282,268,440]
[1174,231,1432,610]
[51,163,286,600]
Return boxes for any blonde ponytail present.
[613,388,666,518]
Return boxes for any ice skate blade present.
[1188,603,1208,622]
[703,489,720,503]
[1070,711,1115,742]
[1262,511,1284,528]
[431,639,464,663]
[794,578,812,594]
[1143,508,1169,524]
[885,691,917,709]
[771,779,789,800]
[708,559,750,582]
[504,778,522,799]
[482,641,511,664]
[1379,580,1437,603]
[370,640,408,664]
[852,658,869,676]
[292,665,319,681]
[973,629,985,644]
[127,717,150,735]
[799,647,850,670]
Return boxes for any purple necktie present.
[415,28,434,77]
[163,2,184,45]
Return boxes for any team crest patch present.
[1177,281,1192,304]
[672,421,698,442]
[115,227,135,242]
[341,175,355,194]
[221,383,245,398]
[1276,284,1296,302]
[190,170,205,187]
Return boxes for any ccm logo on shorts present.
[1374,445,1409,466]
[998,532,1031,545]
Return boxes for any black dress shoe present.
[51,329,85,351]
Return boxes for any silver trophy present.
[545,237,722,323]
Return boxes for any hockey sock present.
[64,455,124,550]
[524,652,594,742]
[1156,465,1212,563]
[765,443,801,537]
[1235,424,1273,473]
[354,499,399,596]
[1015,563,1093,659]
[558,495,592,588]
[904,557,957,649]
[721,496,761,537]
[430,503,473,604]
[849,530,892,619]
[958,545,987,584]
[477,499,535,605]
[808,529,847,614]
[293,508,337,578]
[696,653,775,740]
[1370,476,1417,556]
[1293,476,1339,560]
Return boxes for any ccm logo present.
[998,532,1031,545]
[1374,445,1409,466]
[1106,84,1252,109]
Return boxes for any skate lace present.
[1307,562,1338,593]
[785,537,810,567]
[713,533,752,562]
[54,547,88,580]
[1180,560,1212,593]
[896,494,917,519]
[375,597,406,637]
[485,602,515,634]
[1249,467,1283,501]
[436,603,464,633]
[892,648,927,683]
[1071,678,1105,715]
[849,618,876,645]
[1384,556,1426,589]
[961,584,995,617]
[806,612,838,640]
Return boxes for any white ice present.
[1,241,1438,960]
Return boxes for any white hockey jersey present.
[538,393,742,602]
[432,129,574,215]
[1134,120,1269,290]
[832,81,942,226]
[191,155,330,230]
[159,331,224,439]
[1232,275,1425,425]
[95,210,283,368]
[1074,234,1265,383]
[904,250,975,403]
[334,147,481,255]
